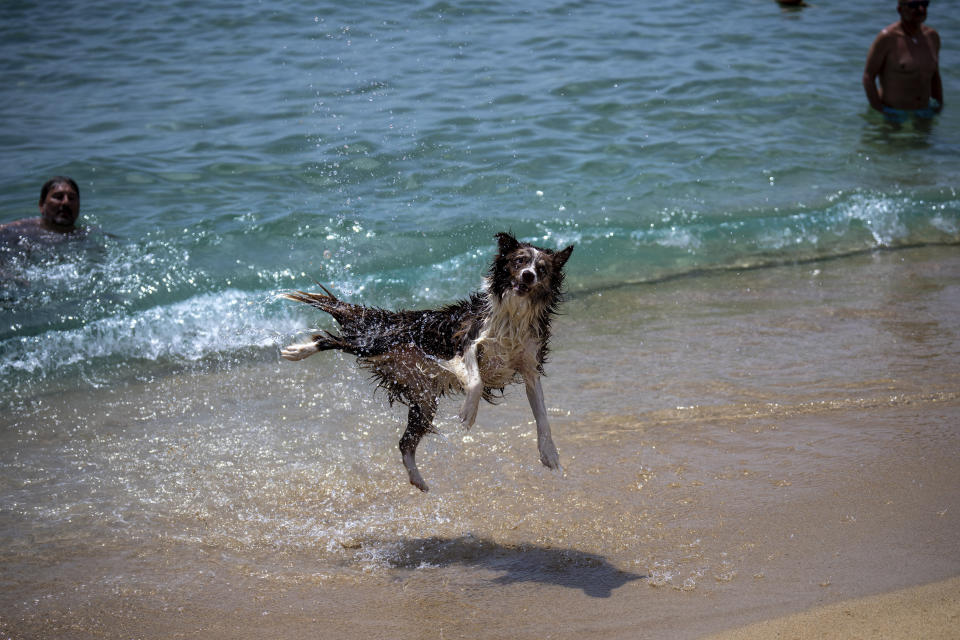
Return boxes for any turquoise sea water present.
[1,0,958,395]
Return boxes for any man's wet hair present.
[39,176,80,206]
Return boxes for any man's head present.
[38,176,80,230]
[898,0,928,24]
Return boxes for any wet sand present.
[2,246,959,638]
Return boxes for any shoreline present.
[568,240,960,298]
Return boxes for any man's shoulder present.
[0,217,81,245]
[866,22,900,64]
[0,219,38,247]
[0,217,42,234]
[876,21,903,41]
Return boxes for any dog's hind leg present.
[400,402,436,492]
[524,375,560,470]
[281,331,356,361]
[280,340,320,361]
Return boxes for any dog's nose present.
[521,270,535,285]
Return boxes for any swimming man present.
[0,176,83,246]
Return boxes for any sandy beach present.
[2,246,959,639]
[708,576,960,639]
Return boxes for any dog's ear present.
[495,232,520,255]
[553,245,574,269]
[495,232,520,254]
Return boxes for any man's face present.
[898,0,928,23]
[39,183,80,229]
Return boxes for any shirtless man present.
[0,176,83,246]
[862,1,942,123]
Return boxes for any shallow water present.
[2,247,959,638]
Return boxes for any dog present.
[280,232,574,492]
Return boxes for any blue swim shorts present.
[883,99,942,124]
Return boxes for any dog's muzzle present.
[515,269,537,294]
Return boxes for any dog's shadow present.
[386,536,645,598]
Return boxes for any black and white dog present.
[280,232,574,492]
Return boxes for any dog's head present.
[488,232,574,303]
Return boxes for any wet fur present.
[280,232,574,492]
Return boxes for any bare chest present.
[887,37,937,76]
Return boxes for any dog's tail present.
[281,284,391,356]
[280,284,356,323]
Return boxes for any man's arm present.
[862,33,889,112]
[931,68,943,110]
[930,29,943,110]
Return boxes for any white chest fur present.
[474,293,542,385]
[439,289,543,392]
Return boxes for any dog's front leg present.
[524,374,560,470]
[457,344,483,429]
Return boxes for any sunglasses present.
[900,0,929,8]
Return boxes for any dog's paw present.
[280,341,318,361]
[408,472,429,493]
[539,440,560,470]
[458,399,479,429]
[402,452,430,492]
